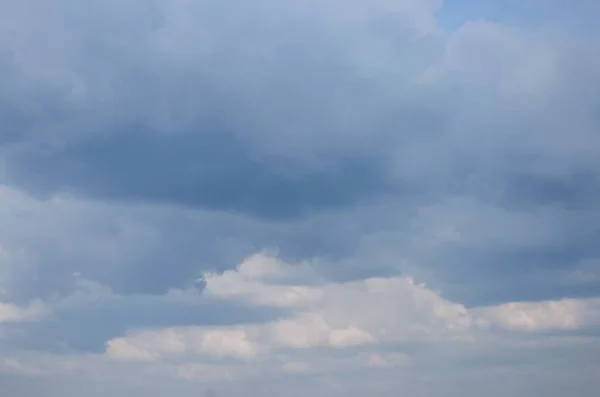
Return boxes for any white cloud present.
[106,327,260,362]
[202,252,322,309]
[0,301,48,323]
[0,251,597,397]
[99,253,600,379]
[476,297,600,332]
[106,252,470,366]
[203,253,472,347]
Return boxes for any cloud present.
[0,301,48,324]
[476,298,600,333]
[1,0,600,395]
[106,327,259,362]
[103,252,470,364]
[0,252,598,397]
[1,0,440,220]
[3,0,597,223]
[102,253,600,373]
[203,253,471,346]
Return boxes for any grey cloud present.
[0,184,372,300]
[0,0,445,220]
[7,125,396,220]
[1,1,600,394]
[2,0,599,225]
[2,178,600,306]
[6,291,285,354]
[2,337,600,397]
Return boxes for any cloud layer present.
[1,0,600,396]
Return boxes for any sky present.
[0,0,599,396]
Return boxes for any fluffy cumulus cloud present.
[1,0,600,396]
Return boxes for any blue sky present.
[1,0,599,396]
